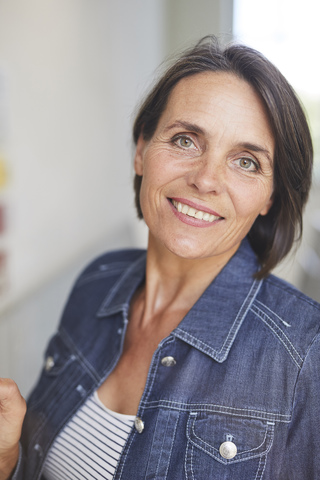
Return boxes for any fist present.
[0,378,26,453]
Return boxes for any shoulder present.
[80,248,146,272]
[57,248,146,330]
[72,248,146,286]
[252,273,320,357]
[259,273,320,315]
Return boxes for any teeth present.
[172,200,220,222]
[186,207,196,217]
[181,204,189,214]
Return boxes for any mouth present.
[170,199,223,223]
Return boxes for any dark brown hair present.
[133,35,313,278]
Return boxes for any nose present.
[186,153,225,194]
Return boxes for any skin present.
[136,72,274,264]
[98,72,275,414]
[0,379,26,479]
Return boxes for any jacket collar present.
[97,239,262,363]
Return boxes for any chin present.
[165,239,211,260]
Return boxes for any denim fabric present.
[14,239,320,479]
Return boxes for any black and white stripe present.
[43,392,135,480]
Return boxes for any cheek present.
[141,156,181,195]
[138,168,165,217]
[230,181,273,220]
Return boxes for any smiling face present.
[134,72,274,264]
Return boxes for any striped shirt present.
[43,392,135,480]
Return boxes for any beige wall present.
[165,0,233,52]
[0,0,233,314]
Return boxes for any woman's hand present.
[0,378,27,480]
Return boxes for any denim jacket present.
[14,239,320,479]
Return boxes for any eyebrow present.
[164,121,273,164]
[163,120,206,136]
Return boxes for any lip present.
[170,197,222,217]
[168,198,223,228]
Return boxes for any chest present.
[97,305,187,415]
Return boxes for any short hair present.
[132,35,313,279]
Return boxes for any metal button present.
[45,356,55,371]
[219,441,237,459]
[134,417,144,433]
[161,356,176,367]
[34,444,43,457]
[76,384,86,397]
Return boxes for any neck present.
[136,232,239,328]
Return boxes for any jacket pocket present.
[186,411,274,480]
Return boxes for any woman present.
[0,36,319,480]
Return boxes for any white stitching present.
[175,279,262,360]
[164,411,180,480]
[251,305,303,368]
[256,300,291,327]
[140,400,290,422]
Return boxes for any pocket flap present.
[187,412,274,464]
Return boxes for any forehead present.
[157,72,274,150]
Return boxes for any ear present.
[259,194,273,216]
[134,134,147,176]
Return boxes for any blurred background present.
[0,0,319,396]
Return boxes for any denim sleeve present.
[279,331,320,478]
[10,444,24,480]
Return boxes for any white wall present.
[0,0,165,311]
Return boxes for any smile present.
[171,199,221,223]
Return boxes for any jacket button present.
[134,417,144,433]
[219,441,237,459]
[161,356,176,367]
[45,356,55,371]
[34,444,43,458]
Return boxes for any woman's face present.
[134,72,274,262]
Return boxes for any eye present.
[173,135,196,149]
[236,156,259,172]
